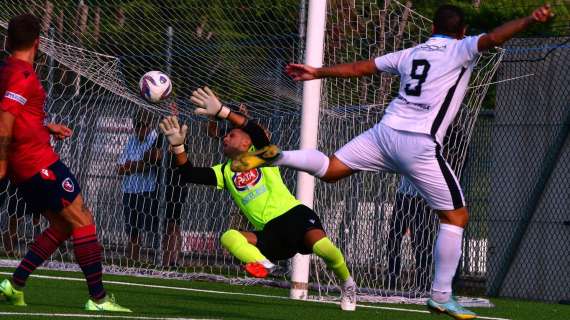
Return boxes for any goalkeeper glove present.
[159,116,188,154]
[191,86,231,119]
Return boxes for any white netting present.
[0,0,500,306]
[310,0,502,304]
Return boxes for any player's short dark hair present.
[433,5,465,36]
[7,14,41,51]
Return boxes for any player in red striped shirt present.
[0,14,130,312]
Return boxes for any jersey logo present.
[62,177,75,193]
[232,168,262,191]
[40,169,56,181]
[309,219,315,224]
[4,91,27,105]
[418,44,447,52]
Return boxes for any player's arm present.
[190,87,271,148]
[0,111,15,179]
[0,78,29,179]
[117,158,153,176]
[190,86,256,129]
[286,59,377,81]
[478,4,553,52]
[159,115,217,186]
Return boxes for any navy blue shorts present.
[122,191,159,237]
[17,160,81,214]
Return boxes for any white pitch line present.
[0,312,216,320]
[0,272,511,320]
[309,299,512,320]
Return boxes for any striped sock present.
[12,227,69,288]
[73,224,106,300]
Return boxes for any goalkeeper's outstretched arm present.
[159,115,217,186]
[190,86,270,149]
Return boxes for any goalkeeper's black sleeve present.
[176,161,217,186]
[241,120,270,149]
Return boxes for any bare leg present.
[303,228,326,248]
[320,155,356,183]
[128,233,141,262]
[437,206,469,228]
[240,231,258,245]
[162,220,181,266]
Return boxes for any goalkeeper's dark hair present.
[8,14,41,51]
[239,120,270,150]
[433,5,466,36]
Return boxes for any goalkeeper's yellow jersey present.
[211,161,300,231]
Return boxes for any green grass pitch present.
[0,267,568,320]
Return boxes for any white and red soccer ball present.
[139,71,172,103]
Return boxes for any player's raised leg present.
[220,229,276,278]
[233,147,355,183]
[305,229,356,311]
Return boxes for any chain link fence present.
[460,37,569,303]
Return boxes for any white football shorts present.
[335,122,465,210]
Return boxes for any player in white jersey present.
[232,4,553,319]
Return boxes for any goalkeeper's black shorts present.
[254,204,324,261]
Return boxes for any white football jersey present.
[375,34,483,143]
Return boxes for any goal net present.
[313,1,502,304]
[0,0,501,305]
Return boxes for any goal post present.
[290,0,327,301]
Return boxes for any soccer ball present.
[139,71,172,103]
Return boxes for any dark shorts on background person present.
[254,204,324,261]
[122,191,159,236]
[17,160,81,214]
[164,184,188,222]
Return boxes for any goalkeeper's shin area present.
[231,145,282,172]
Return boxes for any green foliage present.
[412,0,570,36]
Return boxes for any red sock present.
[13,227,68,287]
[73,224,106,300]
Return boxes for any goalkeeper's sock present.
[220,229,268,264]
[431,223,463,303]
[312,237,350,282]
[275,149,329,178]
[12,226,69,288]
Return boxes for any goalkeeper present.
[159,87,356,311]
